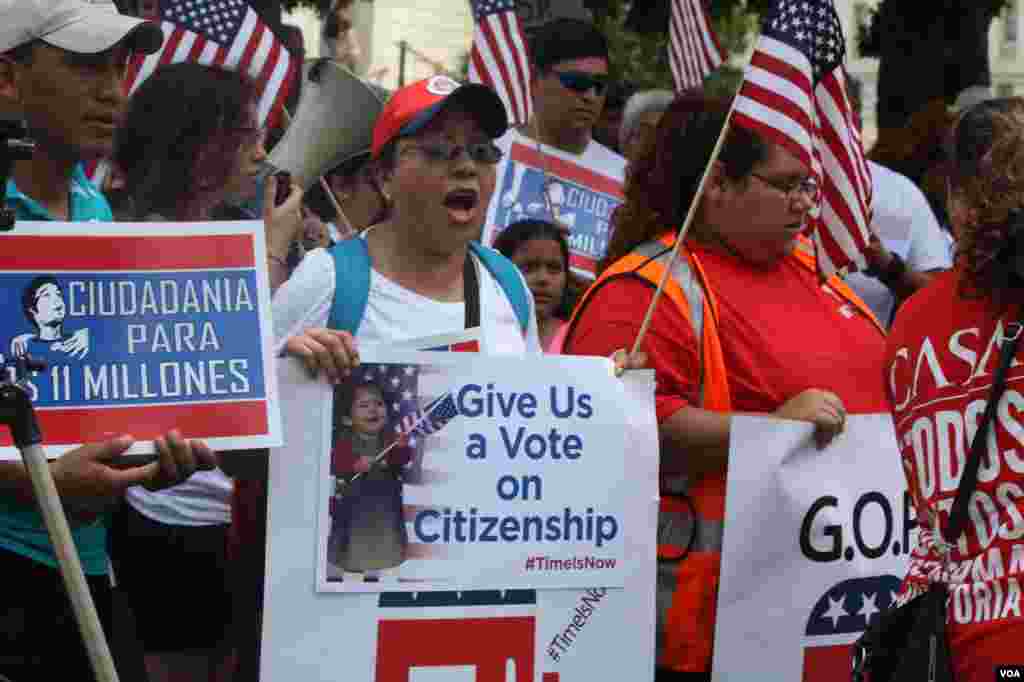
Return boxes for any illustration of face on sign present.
[11,276,91,363]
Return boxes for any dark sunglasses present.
[404,141,503,165]
[553,71,609,96]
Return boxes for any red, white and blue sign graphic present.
[0,223,280,457]
[375,590,538,682]
[801,575,903,681]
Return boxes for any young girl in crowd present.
[109,62,303,682]
[494,219,572,353]
[328,381,415,581]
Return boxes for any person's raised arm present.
[264,174,305,293]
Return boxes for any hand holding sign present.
[284,327,360,383]
[774,389,847,450]
[50,430,217,520]
[610,348,649,377]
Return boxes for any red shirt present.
[566,243,887,422]
[885,269,1024,681]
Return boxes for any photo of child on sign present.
[324,362,461,586]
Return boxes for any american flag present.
[468,0,533,127]
[732,0,873,279]
[668,0,727,92]
[403,392,460,445]
[87,0,297,186]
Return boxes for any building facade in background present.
[284,0,591,90]
[284,0,1024,145]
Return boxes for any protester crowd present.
[0,1,1020,682]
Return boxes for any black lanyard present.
[463,252,480,330]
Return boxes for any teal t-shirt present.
[1,164,113,575]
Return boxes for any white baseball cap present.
[0,0,163,55]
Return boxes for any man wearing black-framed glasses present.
[482,18,627,281]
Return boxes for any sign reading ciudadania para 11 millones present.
[0,222,281,458]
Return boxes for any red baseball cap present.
[371,75,508,158]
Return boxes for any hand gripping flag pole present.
[0,355,120,682]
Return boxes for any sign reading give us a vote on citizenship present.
[0,222,280,458]
[262,350,659,682]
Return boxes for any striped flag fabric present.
[87,0,297,187]
[403,392,460,445]
[668,0,727,92]
[732,0,873,279]
[468,0,533,127]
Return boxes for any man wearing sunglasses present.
[482,18,626,281]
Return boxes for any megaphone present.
[266,59,385,189]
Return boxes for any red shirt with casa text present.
[566,242,887,424]
[885,269,1024,681]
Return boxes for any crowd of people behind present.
[0,1,1022,681]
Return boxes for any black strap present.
[463,252,480,330]
[943,318,1023,543]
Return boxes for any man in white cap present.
[0,2,217,680]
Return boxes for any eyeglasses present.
[750,172,820,202]
[402,141,503,165]
[553,70,608,96]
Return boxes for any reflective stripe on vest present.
[566,235,729,672]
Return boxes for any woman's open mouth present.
[444,189,480,223]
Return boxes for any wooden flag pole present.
[0,371,119,682]
[629,93,742,356]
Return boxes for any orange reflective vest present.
[565,233,882,672]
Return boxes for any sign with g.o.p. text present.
[712,415,912,682]
[0,222,280,458]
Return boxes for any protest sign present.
[262,353,657,681]
[483,137,625,279]
[316,351,632,591]
[711,414,913,682]
[0,222,280,457]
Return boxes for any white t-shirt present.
[482,129,626,280]
[845,161,952,326]
[126,470,234,526]
[272,246,542,355]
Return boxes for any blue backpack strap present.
[469,242,531,334]
[326,238,372,334]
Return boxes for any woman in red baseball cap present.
[273,74,541,373]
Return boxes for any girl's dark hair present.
[601,92,769,273]
[946,97,1024,296]
[114,62,258,219]
[493,219,573,320]
[336,380,383,419]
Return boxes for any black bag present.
[851,319,1024,682]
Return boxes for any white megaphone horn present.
[266,59,386,189]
